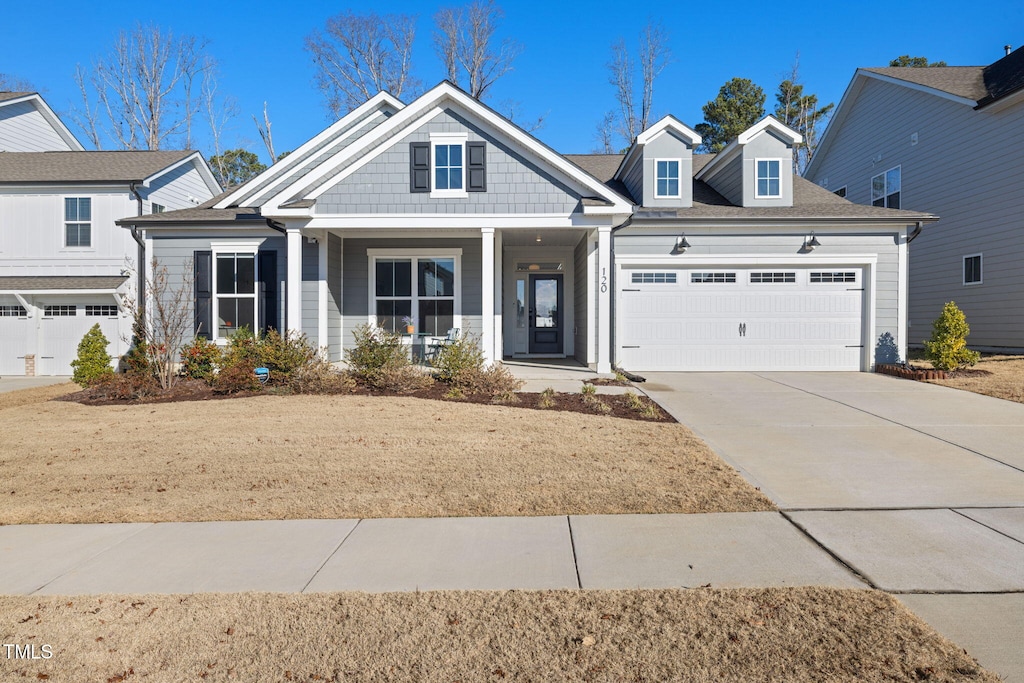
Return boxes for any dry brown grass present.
[910,353,1024,403]
[0,394,772,524]
[0,382,78,412]
[0,588,995,683]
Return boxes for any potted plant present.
[402,315,415,334]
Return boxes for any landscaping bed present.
[1,393,771,524]
[907,352,1024,404]
[0,588,995,682]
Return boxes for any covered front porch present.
[282,225,614,373]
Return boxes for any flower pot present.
[405,325,414,334]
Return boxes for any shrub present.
[70,323,114,387]
[345,324,410,388]
[431,332,523,397]
[212,360,262,394]
[538,387,556,409]
[222,326,261,369]
[623,390,644,411]
[287,358,357,395]
[923,301,981,372]
[581,383,597,396]
[180,337,222,383]
[90,372,159,400]
[375,365,434,393]
[258,329,318,378]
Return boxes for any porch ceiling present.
[500,229,587,247]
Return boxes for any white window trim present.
[834,186,847,198]
[367,248,463,332]
[211,245,260,342]
[429,132,469,199]
[653,158,682,198]
[63,195,93,249]
[871,165,901,208]
[963,252,983,286]
[754,158,784,199]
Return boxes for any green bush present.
[180,337,222,382]
[222,326,261,368]
[257,329,319,378]
[70,323,114,387]
[923,301,981,372]
[345,324,410,388]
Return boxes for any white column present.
[480,227,495,364]
[597,226,612,374]
[318,232,329,354]
[286,228,303,335]
[493,229,503,361]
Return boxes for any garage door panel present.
[619,267,865,372]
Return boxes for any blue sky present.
[3,0,1021,163]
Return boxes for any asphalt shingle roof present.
[0,275,127,291]
[0,151,193,183]
[860,66,988,100]
[0,92,33,104]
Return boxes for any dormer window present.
[411,133,486,198]
[655,159,681,198]
[434,143,464,192]
[756,160,782,198]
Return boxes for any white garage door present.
[38,303,124,376]
[0,301,30,376]
[618,268,865,371]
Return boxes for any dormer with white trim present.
[696,115,801,208]
[616,116,701,208]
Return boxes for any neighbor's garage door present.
[38,302,123,376]
[0,299,30,375]
[618,268,864,371]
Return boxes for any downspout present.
[608,215,633,376]
[907,221,924,243]
[265,218,286,234]
[128,182,146,320]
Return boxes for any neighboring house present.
[122,82,932,373]
[806,47,1024,351]
[0,92,221,376]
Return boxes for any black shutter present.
[259,250,278,334]
[467,141,487,192]
[410,142,430,193]
[194,250,212,339]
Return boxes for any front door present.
[529,274,563,354]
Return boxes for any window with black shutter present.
[194,250,213,338]
[410,142,430,193]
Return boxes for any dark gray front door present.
[529,274,562,354]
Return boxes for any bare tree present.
[774,55,833,174]
[72,23,215,150]
[0,73,34,91]
[123,258,194,389]
[203,62,238,180]
[306,11,419,118]
[594,111,617,153]
[433,0,521,100]
[602,20,671,147]
[253,102,277,163]
[498,99,545,132]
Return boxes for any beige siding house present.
[806,47,1024,351]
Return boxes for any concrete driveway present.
[643,371,1024,681]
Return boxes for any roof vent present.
[1005,45,1013,56]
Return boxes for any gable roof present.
[0,150,218,189]
[0,92,85,151]
[695,115,802,184]
[859,67,988,101]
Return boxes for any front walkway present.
[641,371,1024,682]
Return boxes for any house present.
[0,92,221,376]
[121,82,933,373]
[805,47,1024,351]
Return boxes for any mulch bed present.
[584,377,633,386]
[60,378,674,423]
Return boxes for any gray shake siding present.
[316,109,582,214]
[807,76,1024,348]
[340,238,483,351]
[614,229,903,363]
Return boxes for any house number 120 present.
[600,268,608,293]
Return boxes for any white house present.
[0,92,221,375]
[124,82,934,373]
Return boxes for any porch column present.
[493,229,503,361]
[318,232,328,354]
[286,228,303,335]
[597,226,612,374]
[481,227,495,364]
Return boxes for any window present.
[871,166,901,208]
[833,186,847,198]
[655,160,680,198]
[44,305,76,316]
[691,272,736,284]
[434,144,463,191]
[750,272,795,284]
[0,305,27,317]
[64,197,91,247]
[756,160,781,198]
[86,305,119,316]
[811,271,857,284]
[373,254,457,336]
[964,254,982,285]
[215,253,256,338]
[632,272,677,284]
[152,203,166,213]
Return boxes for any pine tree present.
[923,302,981,371]
[70,323,114,387]
[695,78,765,153]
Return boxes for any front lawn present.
[0,588,995,682]
[909,352,1024,404]
[1,392,772,524]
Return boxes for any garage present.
[0,298,30,375]
[617,266,867,372]
[37,302,126,376]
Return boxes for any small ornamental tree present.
[923,301,981,371]
[71,323,114,387]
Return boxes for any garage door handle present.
[622,345,640,349]
[622,288,641,292]
[738,323,747,337]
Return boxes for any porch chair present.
[423,327,461,363]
